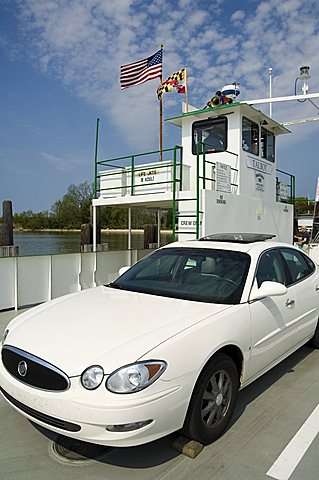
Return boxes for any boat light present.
[299,66,311,81]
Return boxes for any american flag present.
[120,49,163,90]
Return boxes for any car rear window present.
[280,247,316,284]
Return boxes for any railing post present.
[131,156,135,196]
[196,142,200,239]
[128,207,132,249]
[291,174,296,205]
[92,205,97,252]
[93,118,100,198]
[203,144,206,189]
[172,148,177,242]
[178,146,183,191]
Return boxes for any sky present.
[1,0,319,214]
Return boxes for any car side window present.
[280,248,315,285]
[256,250,286,288]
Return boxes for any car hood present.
[5,286,231,375]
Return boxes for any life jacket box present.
[99,162,190,197]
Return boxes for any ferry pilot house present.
[192,115,275,162]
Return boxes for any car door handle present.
[285,299,295,307]
[316,285,319,292]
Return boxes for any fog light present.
[106,420,153,432]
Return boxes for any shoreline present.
[14,228,173,234]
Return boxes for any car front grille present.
[0,386,81,432]
[1,345,70,391]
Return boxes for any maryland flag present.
[157,68,186,100]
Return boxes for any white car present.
[1,233,319,447]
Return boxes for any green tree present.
[51,182,93,229]
[295,197,315,216]
[13,210,51,230]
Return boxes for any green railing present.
[195,142,239,238]
[94,146,183,242]
[94,146,183,199]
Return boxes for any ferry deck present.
[1,308,319,480]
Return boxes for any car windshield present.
[109,247,251,304]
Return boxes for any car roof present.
[199,233,275,243]
[161,235,294,255]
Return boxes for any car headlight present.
[1,329,9,344]
[81,365,104,390]
[106,360,167,394]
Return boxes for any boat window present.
[192,117,227,155]
[261,128,275,162]
[242,117,259,156]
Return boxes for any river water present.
[13,231,173,256]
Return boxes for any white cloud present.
[40,151,84,172]
[6,0,319,157]
[230,10,245,22]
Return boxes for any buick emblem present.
[17,361,28,377]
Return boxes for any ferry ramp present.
[1,309,319,480]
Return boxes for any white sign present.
[135,168,161,185]
[216,162,231,193]
[246,156,273,175]
[131,162,172,194]
[315,177,319,202]
[279,182,289,201]
[255,172,265,191]
[178,211,202,232]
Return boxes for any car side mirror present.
[118,266,130,276]
[250,281,287,302]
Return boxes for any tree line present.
[294,197,316,215]
[4,182,172,230]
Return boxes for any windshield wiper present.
[106,282,124,290]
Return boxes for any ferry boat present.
[92,87,297,250]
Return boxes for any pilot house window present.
[192,117,227,155]
[261,128,275,162]
[242,117,259,155]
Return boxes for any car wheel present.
[182,353,239,445]
[310,319,319,348]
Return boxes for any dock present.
[1,308,319,480]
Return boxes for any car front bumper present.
[0,360,195,447]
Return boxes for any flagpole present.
[185,66,189,113]
[160,91,163,161]
[159,45,163,161]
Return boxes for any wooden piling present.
[80,223,108,253]
[0,245,19,257]
[0,223,10,247]
[143,224,158,248]
[2,200,14,246]
[80,223,92,250]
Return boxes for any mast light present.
[298,66,311,81]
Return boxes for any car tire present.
[310,319,319,348]
[181,353,239,445]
